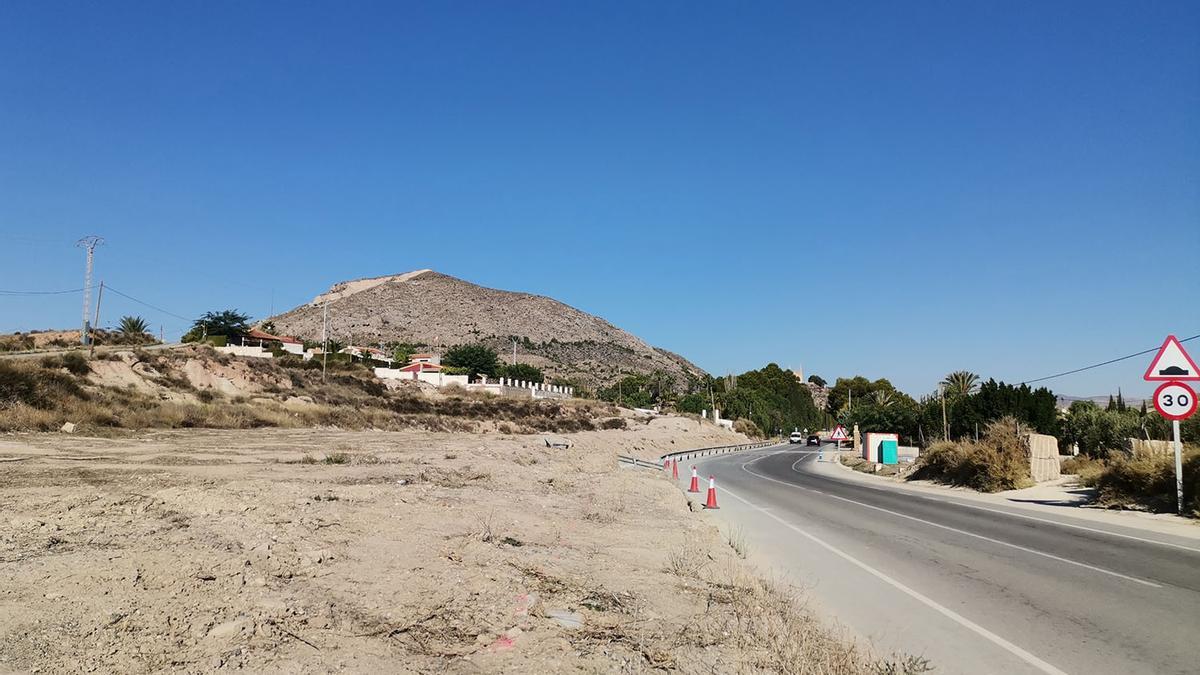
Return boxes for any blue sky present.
[1,1,1197,397]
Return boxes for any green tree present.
[844,393,921,445]
[721,364,823,435]
[500,363,544,384]
[443,344,500,380]
[941,370,980,398]
[675,393,707,414]
[598,373,657,409]
[259,320,277,335]
[827,376,898,415]
[118,315,149,337]
[181,310,251,342]
[807,375,827,388]
[1060,401,1140,458]
[392,345,412,365]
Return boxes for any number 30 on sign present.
[1153,381,1197,421]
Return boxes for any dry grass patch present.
[1087,448,1199,516]
[909,417,1033,492]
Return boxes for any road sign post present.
[1174,420,1183,516]
[1152,381,1195,515]
[1146,336,1198,516]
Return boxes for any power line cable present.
[1020,333,1200,385]
[0,287,84,295]
[103,285,192,322]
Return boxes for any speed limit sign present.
[1153,381,1197,421]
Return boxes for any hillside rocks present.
[269,270,706,391]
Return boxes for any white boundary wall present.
[373,368,469,388]
[217,345,273,359]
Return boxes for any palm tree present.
[118,315,149,337]
[870,389,896,407]
[941,370,980,398]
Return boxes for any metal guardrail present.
[658,439,781,465]
[616,439,781,471]
[616,455,666,470]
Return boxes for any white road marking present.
[718,485,1070,675]
[762,457,1161,588]
[926,497,1200,554]
[792,453,1200,554]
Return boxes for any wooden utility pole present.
[940,384,949,441]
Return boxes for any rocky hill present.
[268,270,707,391]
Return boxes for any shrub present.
[0,361,85,410]
[1060,455,1106,483]
[1091,449,1199,515]
[40,351,90,377]
[442,344,500,380]
[734,418,763,438]
[600,417,626,430]
[909,417,1032,492]
[499,362,544,384]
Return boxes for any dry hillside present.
[268,270,706,392]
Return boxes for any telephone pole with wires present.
[76,236,104,346]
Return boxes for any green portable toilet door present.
[880,439,898,465]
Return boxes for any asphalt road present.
[683,444,1200,675]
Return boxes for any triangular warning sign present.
[1144,335,1200,381]
[830,425,848,440]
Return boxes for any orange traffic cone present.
[688,466,700,493]
[704,476,719,509]
[671,459,679,479]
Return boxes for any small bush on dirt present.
[600,417,626,430]
[40,351,90,377]
[734,418,763,438]
[1091,449,1199,516]
[665,545,711,577]
[0,361,86,411]
[909,417,1032,492]
[726,526,748,559]
[324,452,350,464]
[1060,454,1106,483]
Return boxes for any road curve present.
[684,444,1200,675]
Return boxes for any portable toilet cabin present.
[862,433,900,464]
[879,438,898,465]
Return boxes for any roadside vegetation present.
[669,363,825,437]
[0,321,158,352]
[1060,447,1200,516]
[180,309,251,343]
[833,373,1059,447]
[908,417,1034,492]
[0,347,619,435]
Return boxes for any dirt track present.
[0,419,872,674]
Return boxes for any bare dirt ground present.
[0,419,877,674]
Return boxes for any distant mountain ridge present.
[1056,394,1146,409]
[269,270,707,391]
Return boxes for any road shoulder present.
[816,449,1200,542]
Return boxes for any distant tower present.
[76,236,104,346]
